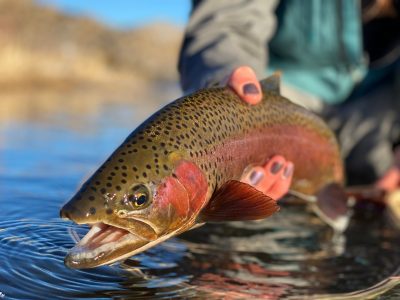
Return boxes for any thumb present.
[227,66,262,105]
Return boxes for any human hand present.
[227,66,293,200]
[241,155,294,200]
[375,146,400,192]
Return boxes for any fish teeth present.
[66,232,139,262]
[67,227,81,243]
[79,223,104,245]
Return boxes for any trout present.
[60,74,347,269]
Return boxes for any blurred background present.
[0,0,190,125]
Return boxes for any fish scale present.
[60,75,345,269]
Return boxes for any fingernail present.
[270,162,283,174]
[249,170,264,185]
[283,164,293,178]
[243,83,259,95]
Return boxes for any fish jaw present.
[63,213,199,269]
[61,200,163,268]
[64,220,197,269]
[64,222,148,268]
[60,193,165,269]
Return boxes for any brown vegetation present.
[0,0,184,124]
[0,0,183,89]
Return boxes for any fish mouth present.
[65,222,153,269]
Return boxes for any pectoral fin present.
[315,183,350,225]
[200,180,279,222]
[289,183,351,232]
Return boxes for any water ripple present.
[0,218,195,299]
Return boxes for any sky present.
[39,0,191,28]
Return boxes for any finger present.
[241,166,266,186]
[240,156,293,200]
[267,162,294,200]
[255,156,286,193]
[376,167,400,192]
[227,66,262,105]
[241,156,286,194]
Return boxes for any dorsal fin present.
[260,72,281,94]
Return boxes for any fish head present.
[60,144,209,269]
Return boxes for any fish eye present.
[127,185,151,209]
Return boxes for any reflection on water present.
[2,90,400,299]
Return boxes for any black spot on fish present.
[89,196,95,201]
[106,208,113,215]
[89,207,96,215]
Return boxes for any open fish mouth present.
[65,222,149,269]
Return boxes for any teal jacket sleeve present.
[178,0,279,94]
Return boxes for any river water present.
[1,88,400,299]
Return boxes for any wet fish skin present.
[60,75,343,268]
